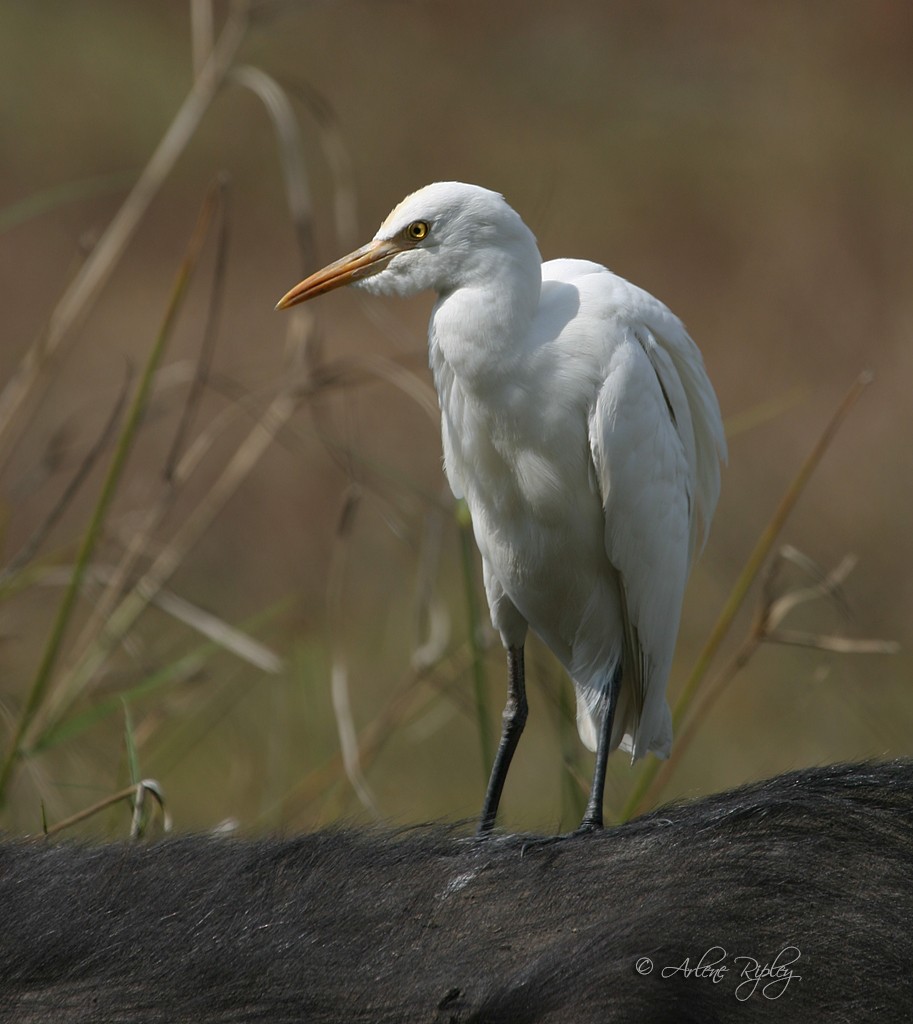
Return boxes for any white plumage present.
[277,181,726,833]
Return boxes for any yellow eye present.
[405,220,429,241]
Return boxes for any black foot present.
[518,821,604,856]
[574,816,604,835]
[518,834,566,856]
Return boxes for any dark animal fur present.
[2,761,912,1022]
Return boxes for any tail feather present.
[575,681,672,760]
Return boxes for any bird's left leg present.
[477,646,528,836]
[577,665,622,832]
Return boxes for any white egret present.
[277,182,726,835]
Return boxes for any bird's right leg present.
[476,646,528,836]
[576,664,622,832]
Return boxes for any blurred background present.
[0,0,910,836]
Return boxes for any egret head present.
[276,182,539,309]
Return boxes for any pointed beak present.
[275,238,403,310]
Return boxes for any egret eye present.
[405,220,429,241]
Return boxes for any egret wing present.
[587,328,693,758]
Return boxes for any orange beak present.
[275,238,403,310]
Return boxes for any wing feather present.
[588,330,692,758]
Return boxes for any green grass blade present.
[122,700,140,789]
[32,599,291,755]
[0,183,221,805]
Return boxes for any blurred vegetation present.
[0,0,910,838]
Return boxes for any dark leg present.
[577,666,622,832]
[477,646,528,836]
